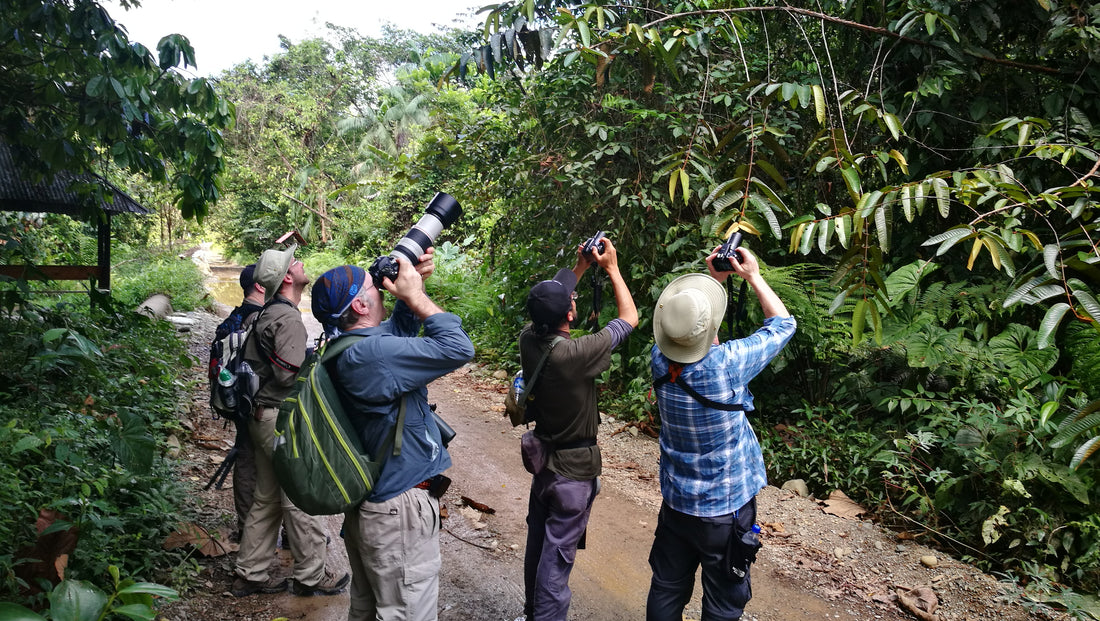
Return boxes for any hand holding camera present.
[581,230,606,263]
[711,231,743,273]
[708,234,762,282]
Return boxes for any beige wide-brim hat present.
[653,273,727,364]
[254,244,298,304]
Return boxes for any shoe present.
[290,569,350,596]
[231,575,288,597]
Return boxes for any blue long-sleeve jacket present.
[333,301,474,502]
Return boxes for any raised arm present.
[707,246,789,319]
[593,237,639,328]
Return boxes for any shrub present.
[112,248,207,312]
[0,301,196,604]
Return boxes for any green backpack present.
[273,335,405,516]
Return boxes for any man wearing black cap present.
[208,263,264,541]
[518,237,638,621]
[311,251,474,621]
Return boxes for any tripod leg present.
[205,446,238,490]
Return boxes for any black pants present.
[646,498,756,621]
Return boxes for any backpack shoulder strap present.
[318,335,407,461]
[654,362,744,412]
[518,335,565,408]
[320,335,366,362]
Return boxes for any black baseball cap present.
[239,264,257,293]
[526,268,578,327]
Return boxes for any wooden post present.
[97,212,111,291]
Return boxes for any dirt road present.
[164,303,1056,621]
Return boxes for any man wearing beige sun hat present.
[646,242,796,621]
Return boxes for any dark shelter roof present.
[0,142,149,216]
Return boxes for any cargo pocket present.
[402,491,441,586]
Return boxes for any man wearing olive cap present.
[311,249,474,621]
[233,245,349,598]
[646,244,795,621]
[208,262,264,540]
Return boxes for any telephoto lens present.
[369,192,463,288]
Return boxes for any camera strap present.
[587,270,604,332]
[725,277,749,340]
[653,362,745,411]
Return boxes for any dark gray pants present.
[232,419,256,535]
[523,469,597,621]
[646,498,756,621]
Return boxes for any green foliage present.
[873,385,1100,589]
[94,0,1100,600]
[1,0,234,220]
[0,302,196,604]
[760,402,886,502]
[111,248,207,312]
[0,565,177,620]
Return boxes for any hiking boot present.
[290,569,350,596]
[231,575,288,597]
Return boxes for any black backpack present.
[209,308,263,423]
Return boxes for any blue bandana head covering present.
[312,265,368,334]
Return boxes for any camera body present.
[581,230,606,260]
[712,231,743,272]
[369,192,463,288]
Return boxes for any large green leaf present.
[900,323,959,368]
[0,603,45,621]
[884,261,940,304]
[49,580,109,621]
[1073,288,1100,320]
[1038,303,1071,349]
[111,411,156,474]
[988,323,1059,380]
[923,226,974,256]
[1070,436,1100,471]
[1043,244,1061,279]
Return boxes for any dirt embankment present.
[162,308,1065,621]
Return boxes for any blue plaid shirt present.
[651,315,796,517]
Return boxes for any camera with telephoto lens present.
[581,230,606,260]
[369,192,463,288]
[712,231,743,272]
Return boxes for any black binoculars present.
[712,231,743,272]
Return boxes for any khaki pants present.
[235,406,329,585]
[344,487,441,621]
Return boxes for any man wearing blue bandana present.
[646,245,796,621]
[311,248,475,621]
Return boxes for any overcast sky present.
[103,0,483,76]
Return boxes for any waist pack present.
[273,335,405,516]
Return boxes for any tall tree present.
[0,0,234,220]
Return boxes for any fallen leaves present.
[163,522,235,557]
[897,585,940,621]
[821,490,867,520]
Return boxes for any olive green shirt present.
[519,325,614,480]
[244,296,307,408]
